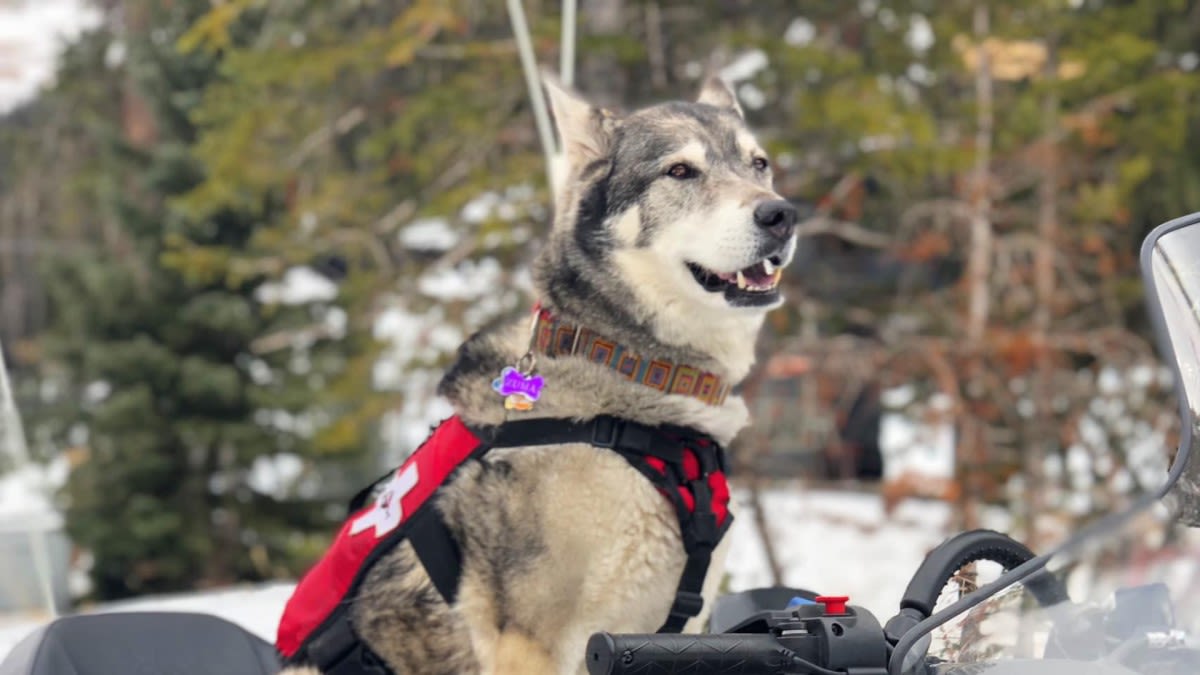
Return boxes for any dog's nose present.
[753,200,799,240]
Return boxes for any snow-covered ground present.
[0,582,296,659]
[0,486,952,660]
[725,486,954,614]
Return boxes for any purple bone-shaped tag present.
[491,366,545,401]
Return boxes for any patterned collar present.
[531,309,731,406]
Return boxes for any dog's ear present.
[696,76,744,119]
[542,70,618,167]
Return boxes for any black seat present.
[0,612,280,675]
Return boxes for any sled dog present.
[279,72,799,675]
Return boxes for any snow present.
[719,49,769,84]
[0,0,102,114]
[737,83,766,110]
[725,487,952,617]
[102,40,124,69]
[381,393,456,465]
[461,192,501,224]
[456,186,537,228]
[905,15,934,52]
[784,18,816,47]
[372,304,462,389]
[76,583,295,640]
[0,460,65,533]
[81,380,111,405]
[907,63,935,86]
[417,258,503,301]
[371,300,474,461]
[400,218,458,252]
[879,387,957,480]
[247,453,305,498]
[0,582,296,658]
[255,267,338,305]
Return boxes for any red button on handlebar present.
[815,595,849,614]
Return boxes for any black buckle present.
[684,513,720,550]
[590,417,620,448]
[669,591,706,620]
[683,479,720,549]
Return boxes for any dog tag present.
[492,365,544,411]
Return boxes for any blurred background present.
[0,0,1197,655]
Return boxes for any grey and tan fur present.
[285,72,799,675]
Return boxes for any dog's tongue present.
[710,262,778,291]
[742,262,772,286]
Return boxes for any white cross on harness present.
[349,463,419,538]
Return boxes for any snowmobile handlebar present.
[587,601,888,675]
[586,529,1055,675]
[585,578,1200,675]
[586,632,812,675]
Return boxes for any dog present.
[279,72,799,675]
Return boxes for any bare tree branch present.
[796,216,892,248]
[286,107,366,170]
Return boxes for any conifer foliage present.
[38,0,382,599]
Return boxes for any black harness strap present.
[638,428,726,633]
[485,414,658,453]
[305,415,730,675]
[306,618,390,675]
[474,415,731,633]
[405,506,466,606]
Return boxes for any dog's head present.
[535,73,799,376]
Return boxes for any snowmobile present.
[3,212,1199,675]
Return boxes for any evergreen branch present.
[416,41,518,60]
[250,322,339,355]
[285,106,366,170]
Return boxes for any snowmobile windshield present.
[891,213,1200,675]
[896,499,1200,675]
[1153,219,1200,525]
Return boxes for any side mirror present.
[1142,213,1200,524]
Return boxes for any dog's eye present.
[666,163,698,180]
[752,157,770,171]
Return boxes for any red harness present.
[276,415,731,674]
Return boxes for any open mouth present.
[686,256,785,306]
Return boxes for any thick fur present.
[284,74,796,675]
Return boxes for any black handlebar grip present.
[586,632,796,675]
[899,529,1067,618]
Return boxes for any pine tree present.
[176,0,550,460]
[39,0,378,599]
[0,26,128,458]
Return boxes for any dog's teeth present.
[771,269,782,286]
[762,259,776,275]
[736,270,747,289]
